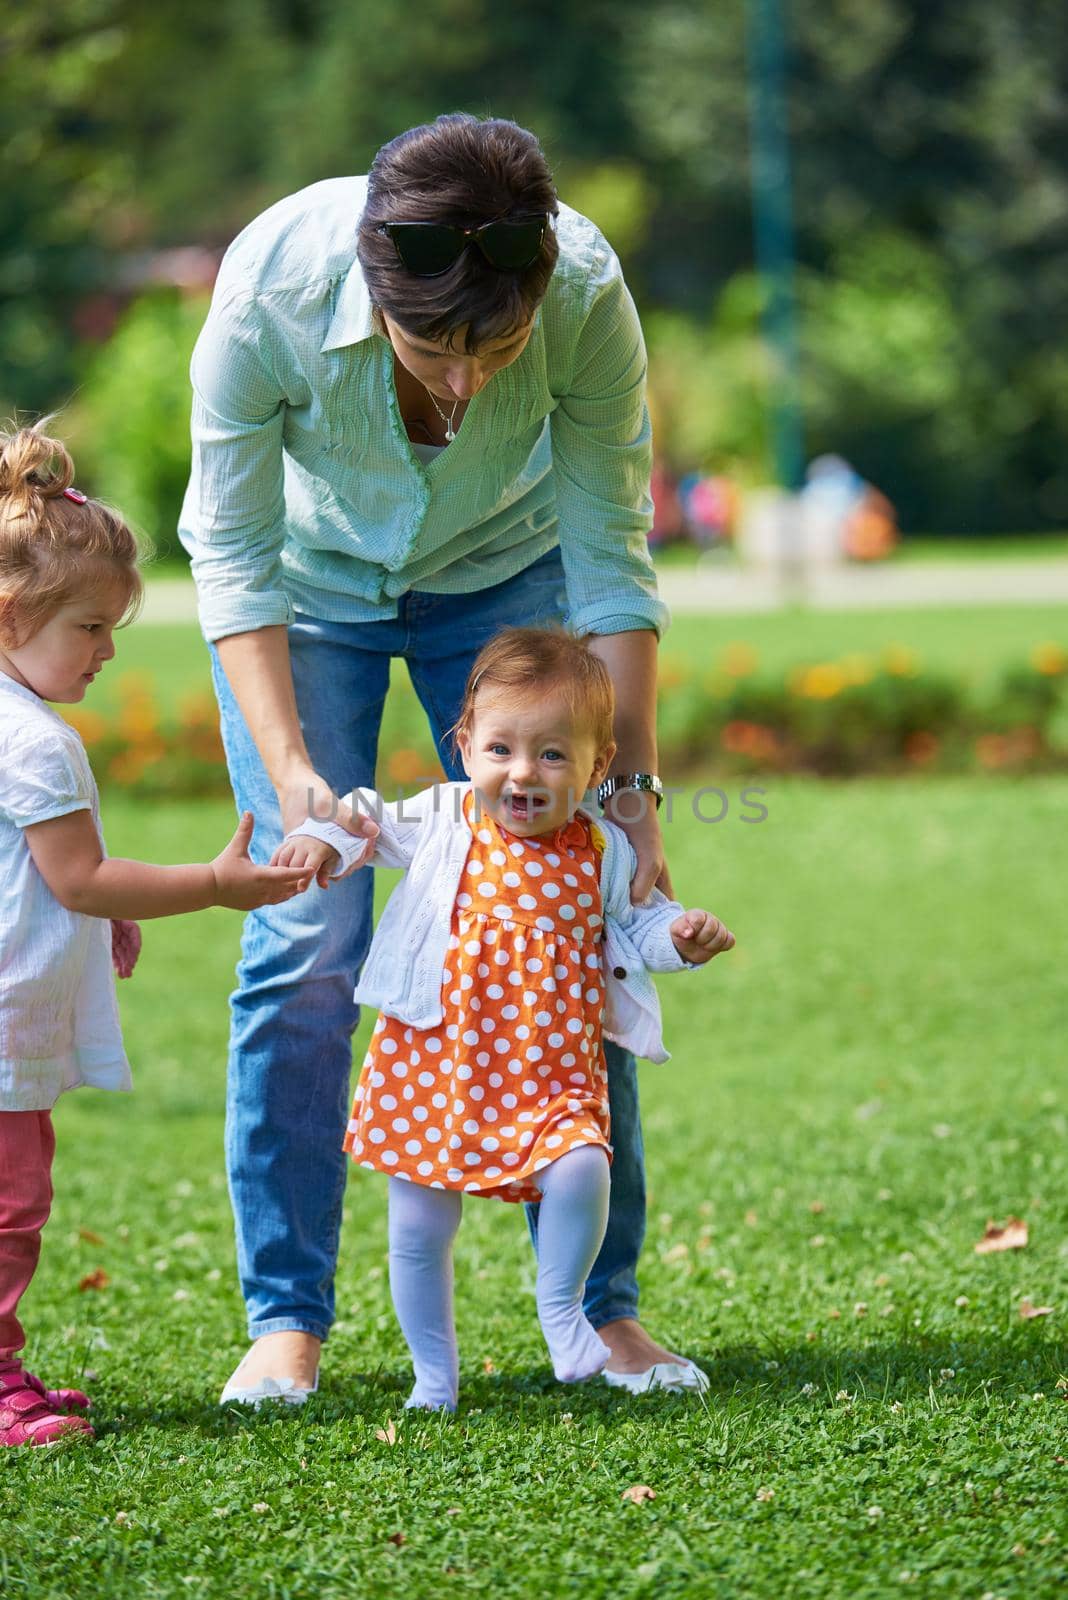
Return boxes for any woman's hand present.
[603,791,673,902]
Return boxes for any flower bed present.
[64,645,1068,797]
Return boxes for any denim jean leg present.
[212,621,393,1341]
[403,549,645,1327]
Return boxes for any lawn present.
[3,776,1065,1598]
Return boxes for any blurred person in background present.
[180,113,709,1404]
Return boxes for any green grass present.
[3,777,1066,1597]
[99,603,1068,726]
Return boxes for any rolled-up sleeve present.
[551,252,669,640]
[178,283,292,642]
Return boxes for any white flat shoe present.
[219,1370,319,1408]
[602,1360,709,1395]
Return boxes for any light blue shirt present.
[178,177,668,643]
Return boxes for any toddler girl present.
[280,626,733,1412]
[0,425,311,1446]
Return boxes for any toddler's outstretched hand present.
[212,813,314,910]
[670,908,735,966]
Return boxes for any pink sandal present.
[0,1360,94,1447]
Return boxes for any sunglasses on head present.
[379,216,550,277]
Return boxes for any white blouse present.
[0,675,130,1110]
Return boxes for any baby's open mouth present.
[505,792,548,820]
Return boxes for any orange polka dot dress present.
[344,790,610,1202]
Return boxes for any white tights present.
[387,1144,611,1411]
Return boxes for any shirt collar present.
[321,254,377,352]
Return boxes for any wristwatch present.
[597,773,664,811]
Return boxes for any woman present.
[179,113,706,1402]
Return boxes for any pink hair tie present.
[62,487,88,504]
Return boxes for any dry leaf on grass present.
[974,1217,1028,1254]
[78,1227,105,1246]
[375,1421,397,1445]
[620,1484,657,1505]
[386,1532,406,1547]
[78,1268,109,1291]
[481,1358,495,1374]
[1019,1298,1054,1320]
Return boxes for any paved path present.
[140,559,1068,626]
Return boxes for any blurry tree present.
[3,0,1068,532]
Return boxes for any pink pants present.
[0,1111,55,1356]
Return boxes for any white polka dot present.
[425,1127,441,1143]
[484,1166,502,1179]
[477,963,490,979]
[494,950,510,966]
[463,1119,480,1136]
[382,1151,399,1166]
[380,1093,398,1111]
[379,1037,397,1054]
[446,1024,460,1039]
[507,972,522,987]
[503,871,521,888]
[545,1134,563,1149]
[518,894,537,911]
[580,859,596,876]
[432,1092,447,1109]
[559,904,576,921]
[502,1092,517,1109]
[469,1085,485,1102]
[464,939,482,956]
[456,1064,473,1080]
[462,1029,479,1047]
[586,988,600,1004]
[577,893,594,908]
[525,958,543,974]
[448,1167,464,1182]
[426,1037,441,1053]
[549,1080,562,1094]
[535,1010,553,1027]
[494,1038,510,1055]
[417,1161,434,1176]
[564,874,578,887]
[524,859,543,877]
[566,1018,583,1034]
[515,1024,530,1040]
[476,1050,491,1067]
[522,1079,538,1096]
[449,1134,462,1150]
[509,841,525,856]
[502,1004,519,1021]
[585,953,599,969]
[464,1152,480,1166]
[520,1131,535,1147]
[456,892,472,908]
[503,1151,520,1166]
[405,1139,422,1155]
[391,1062,409,1078]
[418,1071,435,1088]
[526,1045,544,1063]
[480,1017,497,1034]
[478,828,492,844]
[413,1105,429,1122]
[536,915,555,932]
[392,1117,410,1133]
[487,983,504,1001]
[548,1033,565,1048]
[481,1136,500,1152]
[478,882,495,898]
[369,1128,386,1144]
[488,1072,503,1088]
[490,849,507,866]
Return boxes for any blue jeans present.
[211,547,647,1341]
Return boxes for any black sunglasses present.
[379,216,550,277]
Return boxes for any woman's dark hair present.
[357,114,560,353]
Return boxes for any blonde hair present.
[0,423,143,648]
[452,626,615,753]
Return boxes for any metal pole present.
[745,0,806,602]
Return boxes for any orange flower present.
[718,642,759,679]
[387,747,437,785]
[904,731,940,765]
[657,655,691,690]
[64,708,108,747]
[882,645,919,677]
[975,734,1009,770]
[793,664,845,700]
[1030,642,1068,676]
[721,721,778,760]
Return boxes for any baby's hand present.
[273,834,340,887]
[271,812,379,889]
[211,813,314,910]
[670,908,735,966]
[111,918,142,979]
